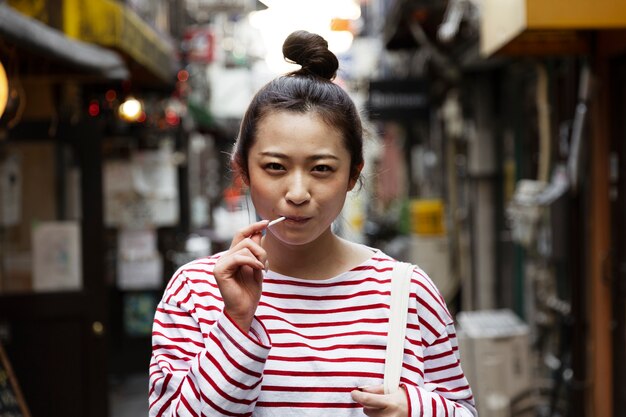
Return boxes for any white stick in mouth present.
[268,216,286,227]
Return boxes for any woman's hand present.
[350,385,409,417]
[213,220,269,333]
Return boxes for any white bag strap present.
[383,261,413,394]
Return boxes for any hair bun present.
[282,30,339,80]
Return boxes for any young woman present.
[149,30,477,417]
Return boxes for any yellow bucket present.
[410,199,445,236]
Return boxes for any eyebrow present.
[259,151,340,161]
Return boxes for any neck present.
[263,228,351,280]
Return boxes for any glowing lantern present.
[118,97,143,122]
[0,61,8,118]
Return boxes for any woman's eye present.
[265,162,284,171]
[313,165,333,173]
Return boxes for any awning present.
[62,0,178,85]
[480,0,626,56]
[0,4,129,80]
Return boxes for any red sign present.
[183,27,215,64]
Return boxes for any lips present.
[283,215,311,223]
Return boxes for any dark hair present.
[232,30,364,183]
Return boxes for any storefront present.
[381,0,626,415]
[0,3,179,416]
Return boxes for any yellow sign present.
[410,199,446,236]
[63,0,174,82]
[481,0,626,56]
[9,0,174,82]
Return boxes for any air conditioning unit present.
[457,309,531,417]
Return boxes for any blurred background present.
[0,0,624,416]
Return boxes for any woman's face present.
[246,110,358,247]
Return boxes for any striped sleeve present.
[149,267,271,417]
[404,267,477,417]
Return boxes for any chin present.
[269,226,332,248]
[272,234,315,247]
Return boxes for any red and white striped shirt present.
[150,248,477,417]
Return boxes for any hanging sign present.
[366,79,430,120]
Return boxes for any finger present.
[219,251,266,274]
[230,238,268,265]
[359,385,385,394]
[249,230,264,246]
[350,389,389,410]
[234,252,266,271]
[253,266,264,284]
[361,409,383,417]
[231,220,269,247]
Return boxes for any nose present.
[285,171,311,205]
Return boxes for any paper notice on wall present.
[117,257,163,290]
[104,145,179,228]
[32,221,82,292]
[131,148,178,199]
[118,228,157,259]
[117,228,163,290]
[104,161,134,226]
[105,191,179,228]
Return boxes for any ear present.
[231,159,250,186]
[348,162,364,191]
